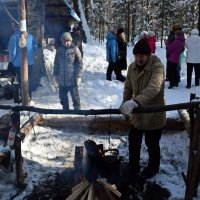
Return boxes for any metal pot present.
[101,149,122,172]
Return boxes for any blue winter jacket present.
[106,32,118,63]
[8,30,37,67]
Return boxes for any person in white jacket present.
[185,29,200,88]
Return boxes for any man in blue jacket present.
[106,31,125,82]
[8,22,37,98]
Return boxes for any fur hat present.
[117,28,124,35]
[133,38,151,55]
[191,29,199,35]
[61,32,72,41]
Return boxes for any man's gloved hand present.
[77,78,81,86]
[119,99,139,115]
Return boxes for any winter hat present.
[133,38,151,55]
[191,29,199,35]
[148,31,155,37]
[117,28,124,35]
[61,32,73,41]
[172,24,182,32]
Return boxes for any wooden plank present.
[97,179,121,198]
[66,180,89,200]
[80,186,89,200]
[104,186,116,200]
[87,183,94,200]
[72,180,86,193]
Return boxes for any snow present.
[0,40,200,200]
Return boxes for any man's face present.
[62,40,72,47]
[134,54,149,67]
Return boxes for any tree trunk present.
[19,0,29,106]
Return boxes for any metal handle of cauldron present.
[103,148,119,158]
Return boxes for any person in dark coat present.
[166,25,183,82]
[72,26,83,57]
[116,28,127,71]
[106,31,125,82]
[54,32,83,110]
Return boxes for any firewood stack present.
[69,140,122,199]
[66,178,121,200]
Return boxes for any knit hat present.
[61,32,72,41]
[191,29,199,35]
[117,28,124,35]
[133,38,151,55]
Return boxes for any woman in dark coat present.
[116,28,127,71]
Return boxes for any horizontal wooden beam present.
[1,0,17,2]
[38,115,185,134]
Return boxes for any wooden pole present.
[185,107,200,199]
[13,111,24,188]
[161,0,165,48]
[19,0,30,106]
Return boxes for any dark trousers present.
[15,65,33,98]
[129,125,162,169]
[106,62,125,81]
[59,85,81,110]
[186,63,200,86]
[167,61,179,87]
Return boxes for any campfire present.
[66,140,122,200]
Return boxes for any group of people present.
[8,22,83,110]
[7,21,200,180]
[165,25,200,89]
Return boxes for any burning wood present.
[70,140,122,199]
[66,178,121,200]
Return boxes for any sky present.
[0,40,200,200]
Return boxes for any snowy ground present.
[0,41,200,200]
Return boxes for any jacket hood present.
[106,32,115,40]
[188,35,200,44]
[191,29,199,35]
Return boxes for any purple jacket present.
[166,34,185,63]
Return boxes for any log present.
[38,115,185,134]
[20,114,43,138]
[87,183,94,200]
[178,109,190,134]
[185,108,200,199]
[97,179,121,198]
[66,180,89,200]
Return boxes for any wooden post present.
[13,111,24,188]
[185,107,200,199]
[18,0,30,106]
